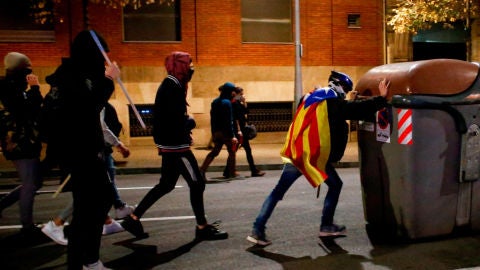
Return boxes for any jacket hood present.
[164,51,192,84]
[70,30,108,74]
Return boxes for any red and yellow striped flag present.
[280,95,331,187]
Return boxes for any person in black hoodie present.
[246,71,390,247]
[121,51,228,242]
[48,30,120,270]
[0,52,43,235]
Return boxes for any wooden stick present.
[89,30,146,129]
[52,174,71,198]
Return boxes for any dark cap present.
[219,82,236,92]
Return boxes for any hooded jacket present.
[50,30,114,164]
[0,53,43,160]
[153,51,194,151]
[210,83,236,138]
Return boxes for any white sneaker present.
[102,219,125,235]
[114,204,135,219]
[41,220,68,246]
[82,260,111,270]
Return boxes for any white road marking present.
[0,186,184,195]
[0,185,189,230]
[0,216,195,230]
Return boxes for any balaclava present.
[165,51,194,88]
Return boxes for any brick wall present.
[0,0,385,146]
[0,0,384,67]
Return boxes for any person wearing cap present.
[247,71,390,246]
[200,82,240,179]
[121,51,228,242]
[0,52,43,236]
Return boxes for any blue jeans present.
[0,158,41,229]
[106,153,124,209]
[252,162,343,236]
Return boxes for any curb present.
[0,162,359,181]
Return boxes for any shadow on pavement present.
[246,238,371,270]
[0,229,67,269]
[106,238,201,269]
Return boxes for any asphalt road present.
[1,168,480,270]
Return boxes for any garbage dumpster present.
[355,58,480,239]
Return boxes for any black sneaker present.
[319,224,346,237]
[246,234,272,246]
[195,223,228,240]
[251,170,266,177]
[121,216,149,239]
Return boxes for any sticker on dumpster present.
[358,121,374,132]
[397,109,413,145]
[376,108,390,143]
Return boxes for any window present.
[347,14,361,28]
[0,0,55,42]
[241,0,293,43]
[123,0,181,42]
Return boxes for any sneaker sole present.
[41,227,68,246]
[102,227,125,235]
[318,230,347,237]
[196,233,229,241]
[246,235,272,246]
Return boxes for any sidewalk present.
[113,140,359,175]
[0,132,359,178]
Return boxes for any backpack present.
[104,102,123,137]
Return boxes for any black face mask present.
[187,67,195,82]
[7,68,31,84]
[23,68,33,77]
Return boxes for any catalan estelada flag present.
[280,88,337,187]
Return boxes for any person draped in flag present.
[247,71,390,246]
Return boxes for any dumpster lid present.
[355,59,479,98]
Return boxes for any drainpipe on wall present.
[294,0,303,109]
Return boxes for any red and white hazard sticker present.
[397,108,413,145]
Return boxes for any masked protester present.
[49,30,120,270]
[247,71,390,246]
[226,86,265,177]
[0,52,43,236]
[121,51,229,242]
[200,82,239,179]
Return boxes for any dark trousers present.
[67,158,113,270]
[201,131,237,176]
[223,136,259,175]
[133,150,207,226]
